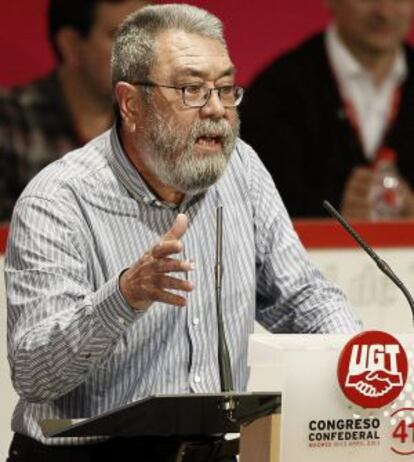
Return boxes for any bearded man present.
[5,4,361,461]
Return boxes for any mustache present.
[189,118,239,141]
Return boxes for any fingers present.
[151,240,183,259]
[153,274,194,291]
[340,192,371,219]
[119,213,193,311]
[139,274,194,307]
[140,256,194,274]
[140,285,189,307]
[120,260,194,311]
[341,204,371,220]
[162,213,188,242]
[346,167,375,196]
[340,167,375,219]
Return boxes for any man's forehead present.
[173,65,235,80]
[152,29,234,80]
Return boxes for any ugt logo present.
[337,331,408,408]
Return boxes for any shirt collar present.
[325,23,407,85]
[108,124,204,210]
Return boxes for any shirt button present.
[194,375,201,383]
[118,317,126,325]
[193,318,200,326]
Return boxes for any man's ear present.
[55,27,84,68]
[114,82,143,132]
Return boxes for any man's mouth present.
[195,135,223,149]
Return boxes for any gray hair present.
[111,3,226,88]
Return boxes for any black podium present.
[41,392,281,438]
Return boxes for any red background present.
[1,0,333,87]
[2,1,414,87]
[4,219,414,253]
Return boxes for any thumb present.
[162,213,188,241]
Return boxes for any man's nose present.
[199,89,227,119]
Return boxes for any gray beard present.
[141,109,240,195]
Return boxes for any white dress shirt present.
[325,24,407,160]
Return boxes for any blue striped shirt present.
[5,127,361,444]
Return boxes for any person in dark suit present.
[241,0,414,219]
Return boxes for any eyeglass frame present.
[130,80,244,108]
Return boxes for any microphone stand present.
[215,206,237,418]
[323,200,414,325]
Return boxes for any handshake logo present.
[337,331,408,409]
[346,344,403,397]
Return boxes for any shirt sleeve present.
[247,143,363,334]
[5,195,141,403]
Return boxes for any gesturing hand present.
[119,214,194,311]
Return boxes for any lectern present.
[41,392,281,460]
[247,333,414,462]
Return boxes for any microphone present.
[215,206,234,392]
[322,200,414,325]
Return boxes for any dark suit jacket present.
[241,32,414,217]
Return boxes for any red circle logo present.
[337,331,408,408]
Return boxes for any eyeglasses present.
[131,80,244,108]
